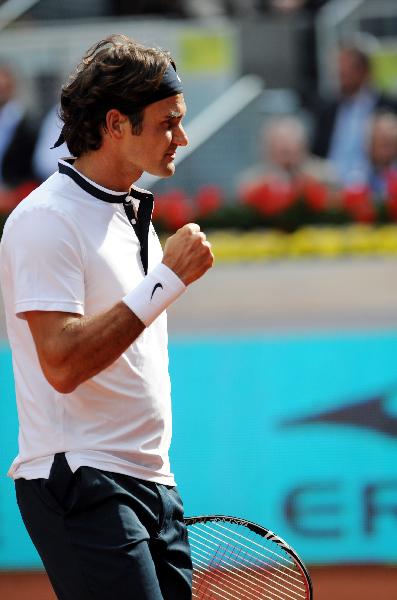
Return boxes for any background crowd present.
[0,0,396,233]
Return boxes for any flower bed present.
[2,182,397,261]
[202,225,397,262]
[153,179,397,235]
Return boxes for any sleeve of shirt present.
[4,207,85,319]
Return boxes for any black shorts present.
[15,453,192,600]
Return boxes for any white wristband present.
[122,263,186,326]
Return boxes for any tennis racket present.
[185,515,313,600]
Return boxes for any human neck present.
[73,151,142,192]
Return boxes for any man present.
[237,115,338,214]
[366,111,397,200]
[238,115,337,189]
[0,62,37,187]
[33,103,69,182]
[311,42,397,186]
[0,35,213,599]
[342,112,397,202]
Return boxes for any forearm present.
[37,302,145,393]
[29,224,213,393]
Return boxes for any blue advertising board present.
[1,331,397,568]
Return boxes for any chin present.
[145,161,175,179]
[166,165,176,177]
[160,162,176,177]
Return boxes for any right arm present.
[26,223,213,393]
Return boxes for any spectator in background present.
[341,112,397,223]
[239,115,337,188]
[110,0,189,17]
[353,112,397,201]
[238,115,338,214]
[311,42,397,187]
[256,0,328,14]
[110,0,257,17]
[266,0,306,13]
[33,104,69,182]
[0,63,37,188]
[367,112,397,199]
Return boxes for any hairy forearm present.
[36,303,145,393]
[29,223,214,394]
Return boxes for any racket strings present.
[193,570,245,600]
[193,542,267,600]
[190,541,302,600]
[188,523,308,600]
[193,567,258,600]
[193,542,257,600]
[216,523,298,574]
[190,524,306,591]
[192,556,293,600]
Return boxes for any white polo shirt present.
[0,159,176,485]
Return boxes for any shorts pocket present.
[44,452,78,514]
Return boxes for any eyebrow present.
[165,109,185,119]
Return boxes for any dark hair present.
[60,34,173,156]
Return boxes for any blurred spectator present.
[110,0,257,17]
[110,0,191,17]
[341,112,397,223]
[239,115,337,188]
[367,112,397,199]
[311,42,397,187]
[257,0,328,14]
[238,115,337,215]
[267,0,306,13]
[346,112,397,201]
[33,105,69,182]
[0,62,37,188]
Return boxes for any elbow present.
[45,368,79,394]
[40,354,79,394]
[49,375,78,395]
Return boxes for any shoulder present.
[2,174,82,244]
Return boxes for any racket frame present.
[185,514,313,600]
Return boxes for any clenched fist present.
[162,223,214,286]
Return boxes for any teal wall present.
[2,332,397,568]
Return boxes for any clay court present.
[1,565,397,599]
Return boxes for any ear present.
[104,109,129,140]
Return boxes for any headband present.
[52,62,183,149]
[141,62,183,105]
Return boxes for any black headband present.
[52,62,183,149]
[141,61,183,105]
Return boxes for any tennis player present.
[0,35,213,599]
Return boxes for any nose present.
[174,123,189,147]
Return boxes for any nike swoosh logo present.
[150,282,163,301]
[280,394,397,438]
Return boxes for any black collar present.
[58,158,154,275]
[58,158,153,204]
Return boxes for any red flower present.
[298,177,327,211]
[342,185,376,223]
[0,180,38,214]
[0,189,15,213]
[386,170,397,221]
[240,179,294,216]
[195,185,222,217]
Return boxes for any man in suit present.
[311,43,397,187]
[0,63,37,188]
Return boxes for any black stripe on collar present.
[58,159,153,204]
